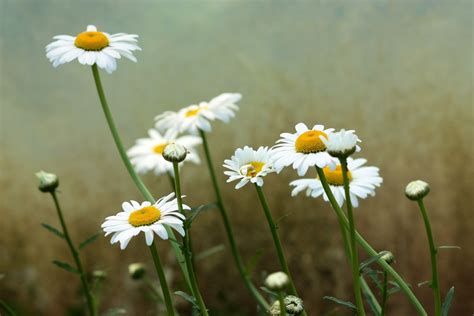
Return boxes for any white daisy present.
[46,25,141,74]
[101,193,188,250]
[320,129,361,158]
[223,146,276,189]
[289,158,382,207]
[272,123,337,176]
[127,129,201,176]
[155,93,241,135]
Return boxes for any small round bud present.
[379,251,395,265]
[269,300,281,315]
[162,143,187,163]
[405,180,430,201]
[128,263,146,280]
[284,295,304,315]
[93,270,107,280]
[264,271,289,291]
[36,170,59,193]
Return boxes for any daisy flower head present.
[320,129,361,158]
[223,146,276,189]
[101,193,189,250]
[155,93,241,135]
[46,25,141,73]
[272,123,337,176]
[290,158,382,207]
[127,129,201,176]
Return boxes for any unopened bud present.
[269,300,281,315]
[405,180,430,201]
[128,263,146,280]
[163,143,187,163]
[380,251,395,265]
[36,170,59,193]
[284,295,304,315]
[264,271,289,291]
[93,270,107,280]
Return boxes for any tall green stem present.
[278,291,287,316]
[254,186,307,316]
[340,158,365,316]
[417,199,441,316]
[90,65,191,290]
[199,130,270,310]
[50,191,96,316]
[149,242,176,316]
[381,271,388,316]
[315,167,427,315]
[172,163,209,315]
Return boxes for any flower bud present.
[284,295,304,315]
[380,251,395,265]
[93,270,107,280]
[264,271,289,291]
[269,300,281,315]
[405,180,430,201]
[35,170,59,193]
[128,263,146,280]
[162,143,187,163]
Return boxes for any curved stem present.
[340,158,365,316]
[315,167,427,316]
[381,271,388,316]
[417,199,442,316]
[173,162,209,315]
[50,191,96,316]
[199,130,270,310]
[90,65,191,290]
[149,243,176,316]
[278,291,287,316]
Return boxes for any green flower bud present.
[405,180,430,201]
[162,143,187,163]
[128,263,146,280]
[36,170,59,193]
[284,295,304,315]
[264,271,289,291]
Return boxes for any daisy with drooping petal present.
[155,93,241,134]
[290,158,382,207]
[320,129,361,158]
[46,25,141,73]
[272,123,337,176]
[101,193,188,250]
[223,146,276,189]
[127,129,201,176]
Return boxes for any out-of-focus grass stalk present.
[381,271,388,315]
[278,292,286,316]
[199,130,270,311]
[315,167,427,316]
[172,162,209,315]
[90,64,192,291]
[149,243,176,316]
[340,157,366,316]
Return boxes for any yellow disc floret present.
[153,143,168,154]
[295,130,328,153]
[128,206,161,227]
[74,31,109,51]
[243,161,265,177]
[322,165,352,186]
[185,108,201,117]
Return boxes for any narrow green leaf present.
[186,203,218,228]
[195,244,225,261]
[364,267,383,290]
[275,212,292,228]
[41,223,65,239]
[364,293,381,316]
[101,308,127,316]
[245,249,263,275]
[79,233,100,250]
[174,291,198,308]
[441,286,455,316]
[52,260,80,275]
[323,296,356,311]
[0,300,17,316]
[417,280,431,288]
[387,282,402,296]
[437,246,461,250]
[259,286,278,299]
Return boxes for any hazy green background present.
[1,0,473,315]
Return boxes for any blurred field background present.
[1,0,473,315]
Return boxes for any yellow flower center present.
[322,165,352,186]
[241,161,265,177]
[74,31,109,51]
[153,143,168,154]
[185,108,201,117]
[128,206,161,227]
[295,130,328,153]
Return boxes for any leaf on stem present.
[41,223,65,239]
[78,232,100,250]
[259,286,278,299]
[441,286,455,316]
[52,260,80,275]
[437,246,461,251]
[362,267,384,290]
[195,244,225,261]
[323,296,357,311]
[174,291,198,308]
[186,203,218,229]
[275,212,292,228]
[245,249,263,275]
[417,280,431,288]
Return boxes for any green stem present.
[199,130,270,310]
[50,191,96,316]
[315,167,427,316]
[417,199,442,316]
[278,292,287,316]
[381,271,388,316]
[149,243,176,316]
[90,65,191,290]
[340,158,365,316]
[173,163,209,315]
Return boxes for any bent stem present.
[90,65,191,290]
[149,243,176,316]
[50,191,96,316]
[340,158,365,316]
[417,199,441,316]
[315,167,427,316]
[172,163,209,315]
[199,130,270,310]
